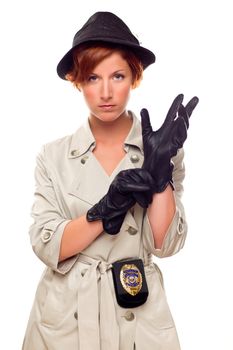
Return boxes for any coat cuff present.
[34,219,79,274]
[143,208,187,258]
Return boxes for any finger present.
[120,182,152,193]
[104,214,126,235]
[178,104,189,129]
[172,117,187,151]
[140,108,153,136]
[164,94,184,124]
[120,168,155,188]
[185,96,199,117]
[133,191,153,208]
[177,117,187,144]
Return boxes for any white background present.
[0,0,232,349]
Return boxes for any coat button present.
[41,230,52,242]
[43,231,51,240]
[178,217,184,233]
[178,222,183,233]
[81,269,87,277]
[81,156,88,164]
[130,154,140,163]
[127,226,137,235]
[74,311,78,320]
[125,311,135,321]
[71,149,80,156]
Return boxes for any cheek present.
[118,86,131,101]
[82,89,96,105]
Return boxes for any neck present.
[89,111,133,144]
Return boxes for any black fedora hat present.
[57,11,156,80]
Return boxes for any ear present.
[131,81,140,90]
[132,75,143,89]
[76,83,82,92]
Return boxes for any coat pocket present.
[134,265,181,349]
[142,264,175,330]
[39,268,78,328]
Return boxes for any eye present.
[87,74,98,82]
[113,73,125,81]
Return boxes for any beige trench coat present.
[22,112,187,350]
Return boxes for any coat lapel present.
[68,111,144,206]
[68,151,111,206]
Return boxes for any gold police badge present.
[120,263,142,296]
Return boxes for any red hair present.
[65,43,143,89]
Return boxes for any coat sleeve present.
[142,148,187,258]
[29,146,78,274]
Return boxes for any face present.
[79,52,133,123]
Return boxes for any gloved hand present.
[86,168,155,234]
[140,94,199,193]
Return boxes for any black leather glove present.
[140,94,199,193]
[86,168,155,235]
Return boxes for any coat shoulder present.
[44,133,73,156]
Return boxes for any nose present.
[100,79,113,101]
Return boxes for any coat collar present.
[124,111,143,153]
[68,111,143,159]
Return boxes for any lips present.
[99,104,115,110]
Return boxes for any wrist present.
[152,162,174,193]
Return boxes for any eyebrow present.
[112,69,126,74]
[91,69,126,75]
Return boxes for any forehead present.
[92,52,130,72]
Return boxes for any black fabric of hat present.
[57,11,156,80]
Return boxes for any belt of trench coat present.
[76,253,152,350]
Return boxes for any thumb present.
[140,108,153,136]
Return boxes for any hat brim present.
[57,38,156,80]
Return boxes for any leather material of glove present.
[86,168,155,235]
[140,94,199,193]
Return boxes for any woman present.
[22,11,198,350]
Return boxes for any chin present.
[92,111,125,123]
